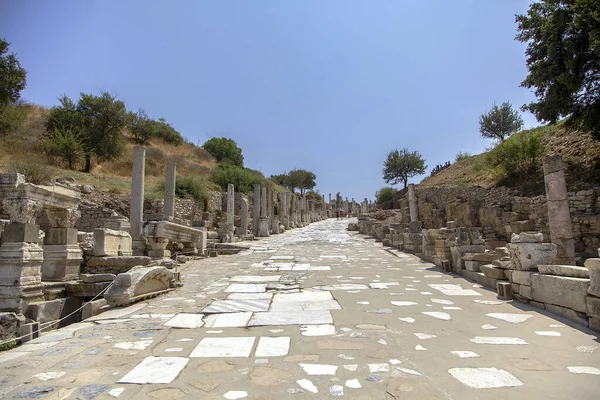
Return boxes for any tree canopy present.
[382,148,426,189]
[203,137,244,166]
[479,102,524,142]
[46,91,127,172]
[0,38,26,107]
[375,187,396,204]
[270,169,317,194]
[516,0,600,139]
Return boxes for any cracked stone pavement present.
[1,218,599,399]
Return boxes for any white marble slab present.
[391,301,418,306]
[202,299,271,313]
[297,379,319,393]
[229,275,281,283]
[89,302,147,321]
[451,351,480,358]
[428,284,482,296]
[449,367,523,388]
[164,313,204,328]
[486,313,533,324]
[299,363,338,375]
[118,356,189,384]
[470,337,528,345]
[224,283,267,293]
[189,337,256,358]
[255,336,290,357]
[114,340,153,350]
[248,311,333,326]
[227,293,273,300]
[203,312,252,328]
[422,311,452,320]
[300,324,337,336]
[567,366,600,375]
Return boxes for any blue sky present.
[2,1,536,201]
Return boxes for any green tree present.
[382,148,427,189]
[375,187,396,204]
[151,117,183,145]
[0,38,27,107]
[45,129,84,169]
[516,0,600,139]
[269,173,290,187]
[46,92,127,172]
[203,137,244,166]
[286,169,317,194]
[128,109,153,145]
[479,102,524,142]
[210,163,264,194]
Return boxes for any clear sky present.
[2,1,537,201]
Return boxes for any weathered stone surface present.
[93,228,132,257]
[497,281,512,300]
[85,256,151,275]
[544,303,589,327]
[0,312,20,341]
[537,265,589,278]
[531,274,590,313]
[585,258,600,297]
[104,266,176,306]
[511,271,534,286]
[66,281,111,298]
[511,232,543,243]
[81,273,116,283]
[585,296,600,317]
[507,242,557,271]
[480,265,507,280]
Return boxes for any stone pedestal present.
[543,156,576,265]
[258,217,270,237]
[0,223,45,313]
[585,258,600,298]
[163,163,176,220]
[42,227,81,281]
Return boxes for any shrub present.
[455,152,472,162]
[152,118,183,145]
[203,137,244,166]
[175,175,210,210]
[429,161,451,177]
[375,187,396,204]
[209,163,263,194]
[45,129,84,169]
[9,159,55,184]
[485,131,543,183]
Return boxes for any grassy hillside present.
[420,124,600,195]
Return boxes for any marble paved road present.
[1,218,599,399]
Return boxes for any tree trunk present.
[84,153,91,173]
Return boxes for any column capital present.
[45,207,81,228]
[2,198,43,224]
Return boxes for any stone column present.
[42,208,82,281]
[226,183,235,232]
[238,197,249,236]
[0,198,45,313]
[163,163,176,220]
[329,193,332,204]
[408,183,418,222]
[270,189,280,234]
[258,185,269,237]
[253,184,260,236]
[130,146,146,255]
[290,194,297,227]
[543,156,576,265]
[280,192,289,230]
[261,185,267,217]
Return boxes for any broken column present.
[237,197,249,235]
[163,163,176,220]
[543,156,576,265]
[130,146,146,255]
[253,184,260,236]
[258,185,269,237]
[42,207,82,281]
[408,183,418,222]
[269,188,279,234]
[226,183,235,233]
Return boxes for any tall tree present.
[479,102,524,142]
[203,137,244,166]
[287,169,316,194]
[128,109,154,145]
[382,148,427,189]
[516,0,600,139]
[0,38,27,107]
[46,92,127,172]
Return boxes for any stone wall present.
[391,185,600,257]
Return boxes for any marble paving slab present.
[255,336,291,357]
[201,299,271,314]
[227,293,273,300]
[164,313,205,329]
[229,275,281,283]
[248,310,334,326]
[224,283,267,293]
[203,312,252,328]
[189,337,256,358]
[118,356,189,384]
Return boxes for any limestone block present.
[585,296,600,317]
[519,284,532,299]
[511,232,543,244]
[545,303,589,328]
[480,265,507,280]
[41,244,82,281]
[84,256,152,275]
[537,265,589,278]
[511,271,534,286]
[497,282,512,300]
[471,252,501,263]
[66,281,111,298]
[81,273,116,283]
[104,266,175,306]
[81,298,107,320]
[492,257,514,270]
[585,258,600,297]
[93,229,132,257]
[503,269,513,281]
[207,231,219,240]
[531,274,590,313]
[464,260,483,272]
[507,242,557,270]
